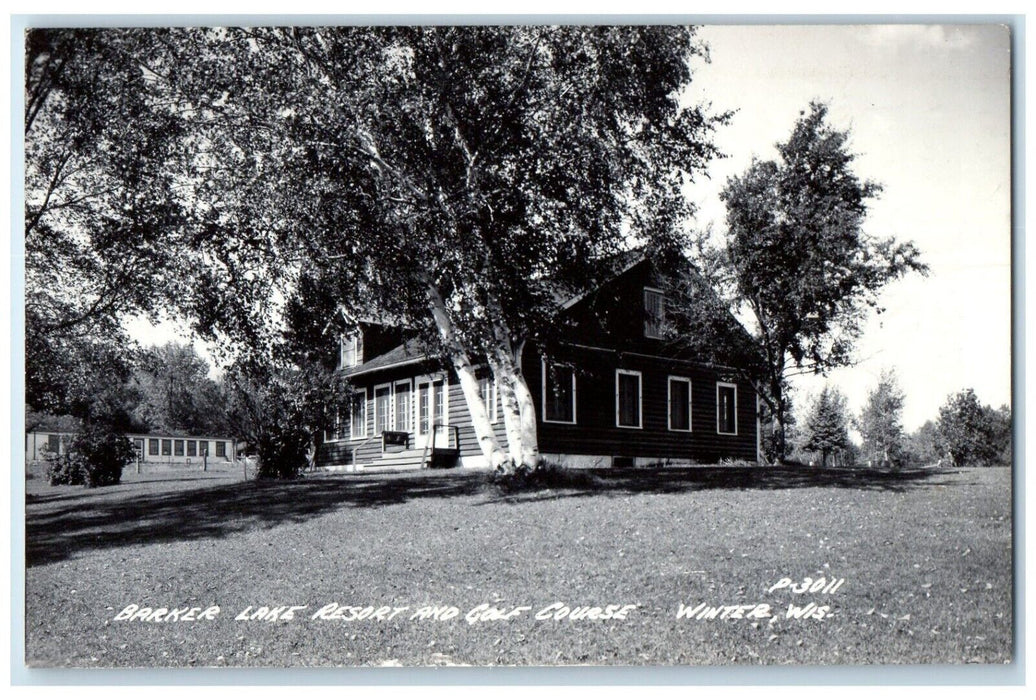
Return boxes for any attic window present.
[341,333,363,368]
[644,288,665,339]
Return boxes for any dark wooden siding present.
[561,259,676,358]
[524,343,757,462]
[318,350,757,468]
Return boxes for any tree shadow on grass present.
[25,466,965,567]
[25,471,487,568]
[480,465,972,505]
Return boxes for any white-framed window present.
[615,369,643,429]
[668,376,692,432]
[341,333,363,369]
[374,383,393,435]
[717,382,738,435]
[394,380,412,432]
[643,287,666,339]
[350,389,368,440]
[479,376,499,424]
[542,359,577,424]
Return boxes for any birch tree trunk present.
[491,356,526,468]
[482,296,541,472]
[424,279,510,469]
[490,346,540,471]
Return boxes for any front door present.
[414,376,448,450]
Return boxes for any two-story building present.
[317,252,760,471]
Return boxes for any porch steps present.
[345,447,462,472]
[370,448,428,471]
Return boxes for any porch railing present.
[349,432,380,469]
[420,423,459,468]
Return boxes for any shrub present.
[490,460,601,493]
[46,425,134,488]
[46,451,89,486]
[254,427,311,479]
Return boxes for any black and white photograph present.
[17,19,1014,672]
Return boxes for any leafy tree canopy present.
[25,30,196,414]
[937,388,1010,467]
[131,342,229,436]
[691,101,928,461]
[856,368,907,467]
[26,26,727,471]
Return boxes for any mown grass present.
[23,464,1012,667]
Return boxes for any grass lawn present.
[23,464,1012,667]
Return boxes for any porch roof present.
[342,338,430,379]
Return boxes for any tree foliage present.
[90,26,726,472]
[27,329,143,431]
[799,385,850,468]
[903,419,941,466]
[709,101,927,461]
[131,342,228,435]
[936,389,1010,467]
[856,368,906,468]
[221,351,347,479]
[46,422,134,487]
[24,30,194,414]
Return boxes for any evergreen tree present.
[800,385,850,468]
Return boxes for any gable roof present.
[555,247,648,311]
[341,246,683,380]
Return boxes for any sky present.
[682,24,1012,430]
[122,22,1013,431]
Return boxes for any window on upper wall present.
[644,288,666,339]
[717,382,738,435]
[616,369,643,428]
[542,360,576,424]
[341,333,363,369]
[668,377,692,432]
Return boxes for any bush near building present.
[46,424,134,487]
